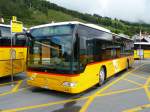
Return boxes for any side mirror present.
[76,33,79,38]
[15,32,34,41]
[0,30,2,37]
[15,32,26,37]
[75,33,79,43]
[26,32,34,40]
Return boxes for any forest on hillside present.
[0,0,150,36]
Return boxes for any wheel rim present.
[99,68,105,84]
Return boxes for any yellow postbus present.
[134,42,150,59]
[27,21,134,94]
[0,24,28,77]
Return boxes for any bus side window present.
[79,36,88,66]
[86,39,94,63]
[94,39,106,61]
[0,26,11,46]
[77,25,89,69]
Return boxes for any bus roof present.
[113,33,133,41]
[30,21,111,33]
[0,24,27,30]
[0,24,10,28]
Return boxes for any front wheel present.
[98,67,106,86]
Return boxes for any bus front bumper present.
[27,76,81,94]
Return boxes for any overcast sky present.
[49,0,150,23]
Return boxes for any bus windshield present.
[30,25,74,37]
[28,25,76,74]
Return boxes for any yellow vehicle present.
[27,21,134,94]
[0,24,28,77]
[134,42,150,59]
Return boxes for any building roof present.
[134,42,150,45]
[132,34,150,43]
[113,33,133,41]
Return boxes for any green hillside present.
[0,0,150,36]
[21,9,86,27]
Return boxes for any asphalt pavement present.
[0,60,150,112]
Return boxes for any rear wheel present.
[98,67,106,86]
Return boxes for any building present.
[132,34,150,59]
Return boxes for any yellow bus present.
[27,21,134,93]
[0,24,28,77]
[134,42,150,59]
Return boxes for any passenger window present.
[0,26,11,46]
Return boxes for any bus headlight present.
[62,82,77,87]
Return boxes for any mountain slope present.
[0,0,150,36]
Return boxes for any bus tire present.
[98,67,106,86]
